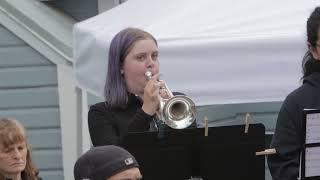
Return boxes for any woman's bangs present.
[0,126,25,147]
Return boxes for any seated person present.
[0,118,41,180]
[74,145,141,180]
[88,27,196,146]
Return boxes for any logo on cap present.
[124,157,134,165]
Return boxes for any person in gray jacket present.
[267,6,320,180]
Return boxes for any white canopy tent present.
[73,0,319,106]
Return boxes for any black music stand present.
[121,124,265,180]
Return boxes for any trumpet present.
[145,71,196,129]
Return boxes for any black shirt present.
[267,72,320,180]
[88,94,154,146]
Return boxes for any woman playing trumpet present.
[88,27,195,146]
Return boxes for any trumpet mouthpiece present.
[145,71,152,80]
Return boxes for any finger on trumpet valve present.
[159,88,170,99]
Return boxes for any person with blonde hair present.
[0,118,40,180]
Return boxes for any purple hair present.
[104,28,157,107]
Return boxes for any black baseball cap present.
[74,145,139,180]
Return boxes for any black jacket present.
[267,72,320,180]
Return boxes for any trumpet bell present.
[162,95,196,129]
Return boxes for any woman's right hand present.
[141,73,164,115]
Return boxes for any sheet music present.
[305,146,320,177]
[306,113,320,144]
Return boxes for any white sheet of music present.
[305,146,320,177]
[306,113,320,144]
[304,112,320,177]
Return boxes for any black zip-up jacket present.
[268,72,320,180]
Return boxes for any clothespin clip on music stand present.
[204,116,208,137]
[255,148,277,156]
[244,113,252,134]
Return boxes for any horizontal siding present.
[0,108,60,128]
[0,66,57,88]
[0,46,53,68]
[39,170,64,180]
[32,149,63,170]
[0,25,25,46]
[0,87,59,109]
[0,24,63,179]
[28,129,61,149]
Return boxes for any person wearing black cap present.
[74,145,142,180]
